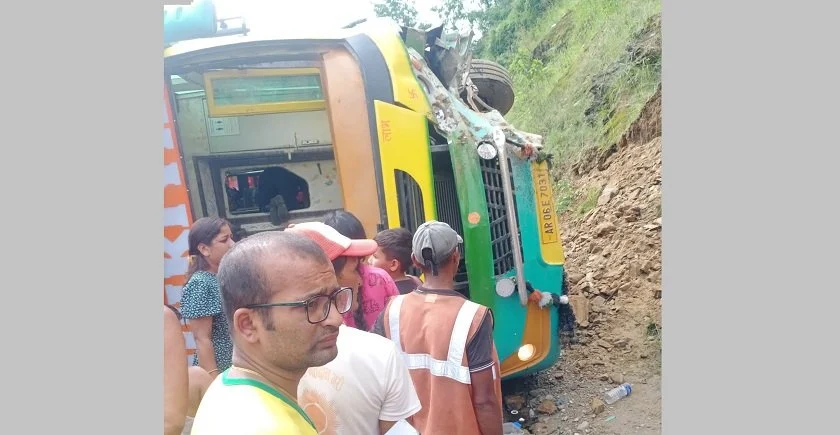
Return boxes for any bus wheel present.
[466,58,516,116]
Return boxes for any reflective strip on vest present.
[388,295,481,385]
[448,300,480,369]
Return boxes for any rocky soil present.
[502,86,662,435]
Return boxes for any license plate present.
[532,162,560,245]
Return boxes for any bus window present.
[223,166,311,216]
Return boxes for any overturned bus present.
[163,1,569,380]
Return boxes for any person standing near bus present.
[180,217,236,376]
[371,228,423,295]
[164,305,189,435]
[189,230,349,435]
[164,304,215,435]
[372,221,504,435]
[297,323,421,435]
[288,211,399,332]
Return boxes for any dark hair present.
[322,210,366,240]
[186,217,232,281]
[374,228,413,273]
[230,223,248,242]
[322,210,367,275]
[418,249,458,277]
[322,210,369,329]
[217,230,330,329]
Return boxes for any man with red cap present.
[285,221,422,435]
[285,221,400,329]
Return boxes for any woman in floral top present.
[180,217,236,377]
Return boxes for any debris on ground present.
[503,85,662,435]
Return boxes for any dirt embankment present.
[565,85,662,350]
[504,86,662,435]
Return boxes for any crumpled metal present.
[408,32,545,162]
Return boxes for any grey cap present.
[412,220,463,275]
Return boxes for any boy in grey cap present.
[371,221,504,435]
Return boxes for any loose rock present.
[537,400,557,415]
[526,97,662,435]
[595,339,613,350]
[590,398,606,415]
[505,395,526,410]
[530,389,548,398]
[597,185,618,206]
[594,221,616,237]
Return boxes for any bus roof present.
[164,19,401,59]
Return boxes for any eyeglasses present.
[245,286,353,324]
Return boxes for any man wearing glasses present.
[287,221,422,435]
[189,230,352,435]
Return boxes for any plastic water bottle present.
[603,383,632,405]
[503,422,526,434]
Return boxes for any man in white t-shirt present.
[298,324,421,435]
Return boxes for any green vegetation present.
[647,321,662,355]
[553,178,576,214]
[373,0,432,29]
[575,186,602,217]
[476,0,661,215]
[478,0,661,160]
[374,0,662,214]
[646,321,661,338]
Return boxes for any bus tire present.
[467,58,516,116]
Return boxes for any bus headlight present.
[517,344,536,361]
[495,277,516,297]
[476,142,498,160]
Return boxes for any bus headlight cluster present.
[476,142,498,160]
[495,277,516,297]
[518,344,536,361]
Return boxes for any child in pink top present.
[349,263,399,330]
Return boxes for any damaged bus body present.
[163,1,568,380]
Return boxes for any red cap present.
[285,221,378,261]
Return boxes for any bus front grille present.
[479,156,523,277]
[433,174,469,285]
